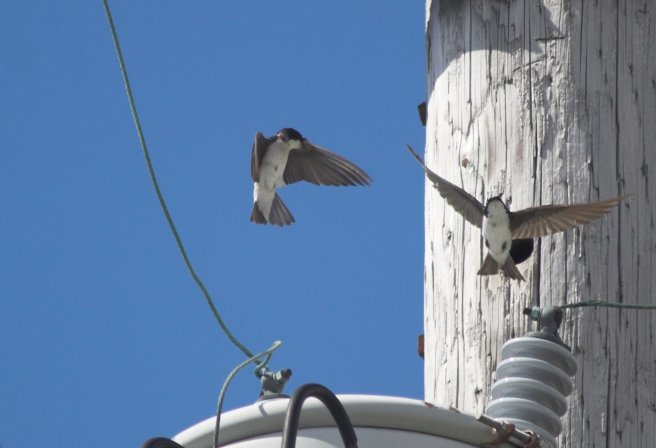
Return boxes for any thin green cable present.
[101,0,256,360]
[558,300,656,310]
[213,341,283,448]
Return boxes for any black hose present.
[281,383,358,448]
[141,437,185,448]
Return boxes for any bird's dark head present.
[277,128,305,143]
[484,194,509,216]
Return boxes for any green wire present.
[558,300,656,310]
[213,341,283,448]
[101,0,256,360]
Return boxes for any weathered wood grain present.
[424,1,656,446]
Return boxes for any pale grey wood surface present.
[424,1,655,446]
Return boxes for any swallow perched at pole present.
[406,144,625,281]
[250,128,371,226]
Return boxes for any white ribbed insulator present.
[485,337,578,448]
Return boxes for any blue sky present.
[1,2,426,447]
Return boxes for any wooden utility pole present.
[423,1,655,446]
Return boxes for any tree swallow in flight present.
[406,145,624,281]
[250,128,371,226]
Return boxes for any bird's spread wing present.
[283,141,371,186]
[510,196,625,238]
[406,144,485,228]
[250,132,274,182]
